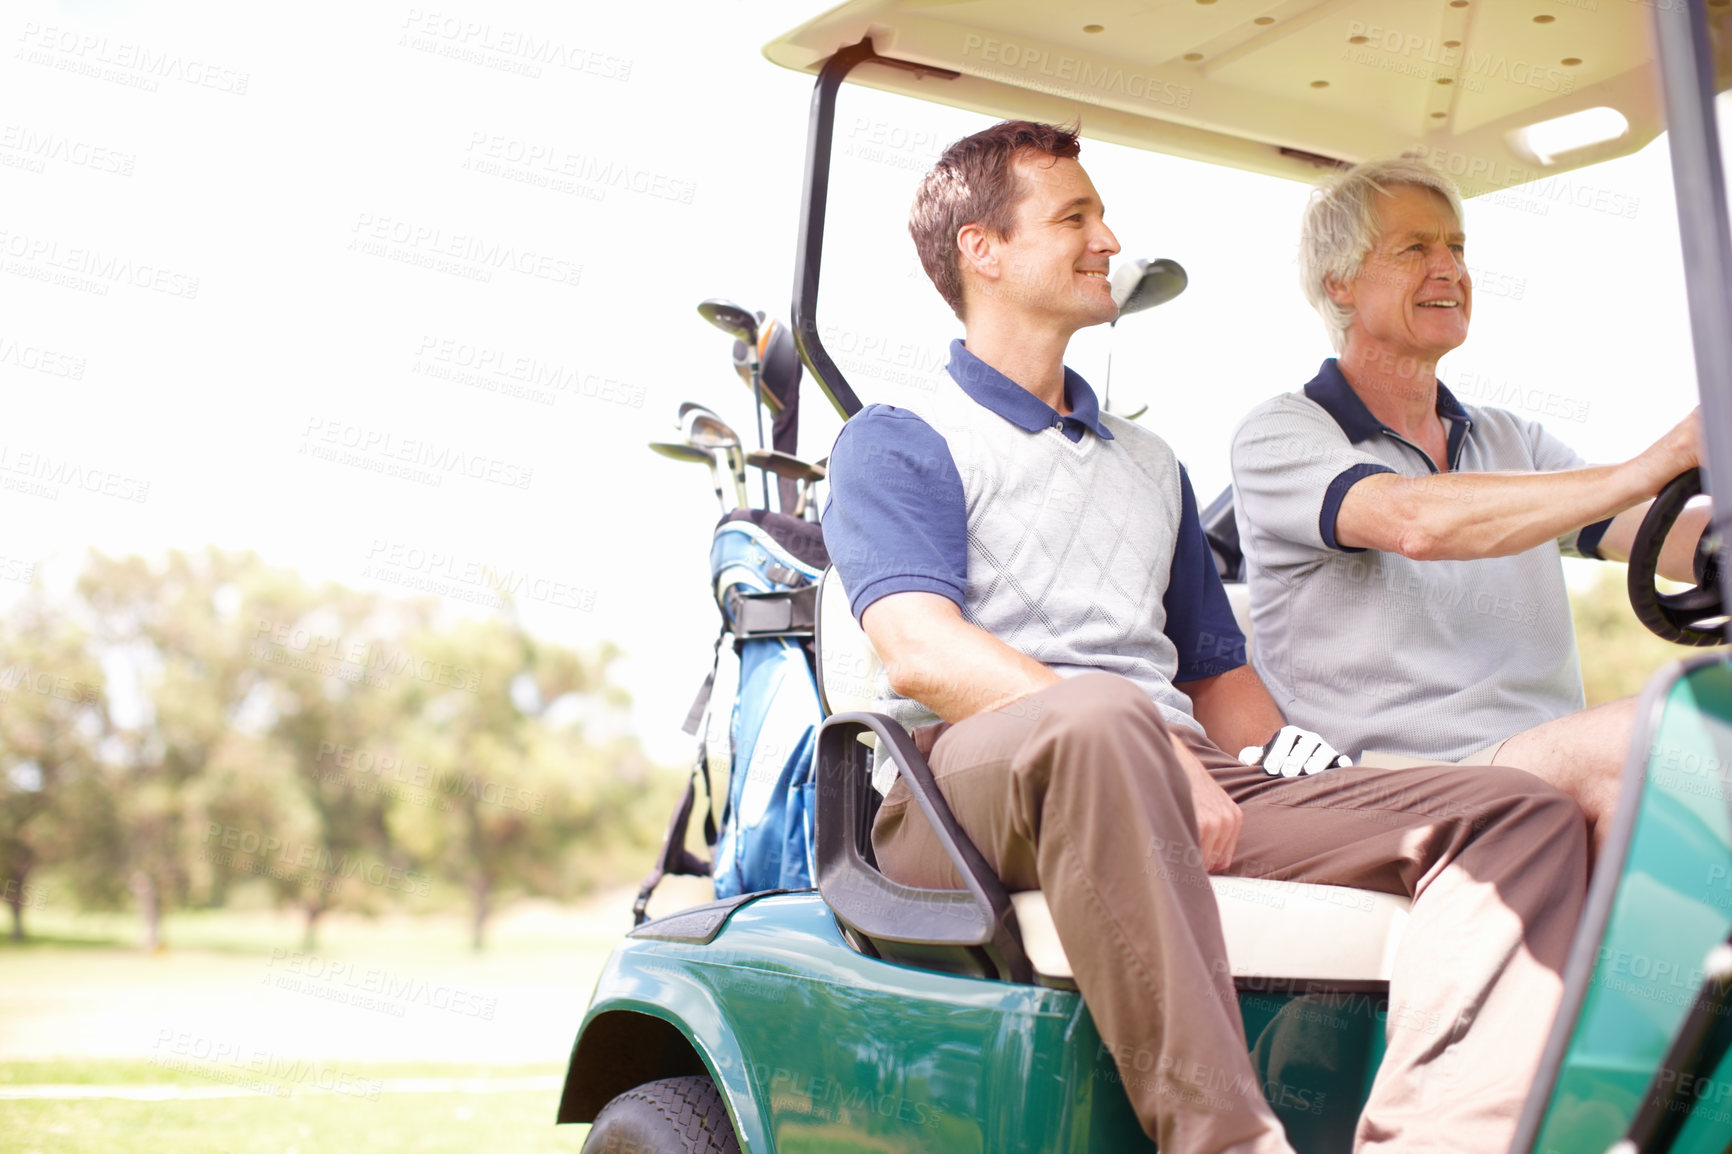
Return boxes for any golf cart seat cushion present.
[1225,582,1253,644]
[1012,881,1412,983]
[815,568,1413,984]
[817,564,882,716]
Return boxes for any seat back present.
[815,566,883,717]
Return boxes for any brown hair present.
[909,120,1082,320]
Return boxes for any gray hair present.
[1298,157,1466,353]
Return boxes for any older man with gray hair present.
[1230,156,1710,854]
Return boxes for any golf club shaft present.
[728,448,748,508]
[751,364,770,508]
[705,459,727,512]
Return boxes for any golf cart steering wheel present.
[1626,468,1727,647]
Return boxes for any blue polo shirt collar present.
[947,339,1114,443]
[1302,357,1472,467]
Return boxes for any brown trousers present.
[872,674,1588,1154]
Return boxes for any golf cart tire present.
[582,1075,742,1154]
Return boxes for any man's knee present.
[1463,766,1589,846]
[1023,672,1166,736]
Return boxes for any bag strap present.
[680,627,726,848]
[632,764,713,927]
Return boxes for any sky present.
[1,0,1716,763]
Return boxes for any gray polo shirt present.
[1229,358,1610,762]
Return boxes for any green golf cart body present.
[558,3,1732,1151]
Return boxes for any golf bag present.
[635,509,828,921]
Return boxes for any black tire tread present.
[584,1074,741,1154]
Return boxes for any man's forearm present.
[1177,664,1288,757]
[1340,461,1667,561]
[1339,410,1699,562]
[864,592,1060,723]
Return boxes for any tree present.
[390,614,668,950]
[243,578,432,945]
[0,587,107,940]
[75,549,302,948]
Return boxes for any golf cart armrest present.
[815,711,1031,984]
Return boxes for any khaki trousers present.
[871,673,1588,1154]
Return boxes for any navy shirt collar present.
[1302,357,1472,467]
[945,339,1114,443]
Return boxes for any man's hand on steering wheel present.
[1240,725,1352,777]
[1628,467,1727,647]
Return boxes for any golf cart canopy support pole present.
[1655,1,1732,645]
[790,39,959,421]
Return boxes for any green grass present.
[0,892,730,1154]
[0,1058,564,1087]
[0,1083,591,1154]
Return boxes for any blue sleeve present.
[1575,517,1613,560]
[1320,463,1397,552]
[820,405,968,621]
[1164,465,1248,681]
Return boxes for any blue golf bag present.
[634,508,828,920]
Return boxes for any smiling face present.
[966,153,1120,333]
[1330,183,1472,366]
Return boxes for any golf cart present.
[558,3,1732,1151]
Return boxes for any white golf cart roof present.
[766,0,1732,196]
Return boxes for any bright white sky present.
[0,0,1715,763]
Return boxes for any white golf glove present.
[1239,725,1352,777]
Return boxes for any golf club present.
[699,297,772,506]
[728,342,785,413]
[1112,257,1187,317]
[684,409,749,508]
[1104,257,1188,416]
[649,440,726,512]
[747,449,826,518]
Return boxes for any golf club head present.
[685,411,741,453]
[754,319,796,415]
[1112,257,1188,317]
[648,440,713,465]
[729,335,784,414]
[698,297,759,346]
[745,449,825,484]
[677,401,718,423]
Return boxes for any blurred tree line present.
[0,548,679,950]
[1571,564,1724,706]
[0,551,1715,952]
